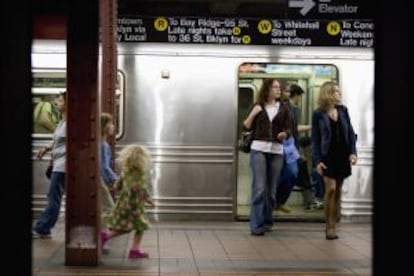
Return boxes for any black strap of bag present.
[45,159,53,179]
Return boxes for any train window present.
[114,71,125,140]
[31,70,125,140]
[33,72,66,89]
[32,70,66,138]
[237,86,254,137]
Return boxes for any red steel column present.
[100,0,117,115]
[66,0,100,265]
[100,0,118,150]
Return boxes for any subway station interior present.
[1,0,412,275]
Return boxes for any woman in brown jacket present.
[243,78,293,235]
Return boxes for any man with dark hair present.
[276,83,312,213]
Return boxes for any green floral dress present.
[106,170,150,233]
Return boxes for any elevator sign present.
[287,0,372,19]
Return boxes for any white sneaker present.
[314,199,324,209]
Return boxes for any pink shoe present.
[128,249,149,259]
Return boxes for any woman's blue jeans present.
[34,172,65,235]
[249,150,284,234]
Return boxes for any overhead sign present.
[287,0,373,19]
[117,16,374,48]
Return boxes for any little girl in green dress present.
[100,143,154,259]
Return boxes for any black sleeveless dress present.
[323,117,351,179]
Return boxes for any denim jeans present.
[276,159,299,206]
[249,150,284,234]
[34,172,65,235]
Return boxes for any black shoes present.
[251,231,265,236]
[264,225,273,232]
[251,225,273,236]
[325,233,339,240]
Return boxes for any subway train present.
[31,39,374,222]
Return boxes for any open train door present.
[235,62,341,222]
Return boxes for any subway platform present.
[32,218,371,275]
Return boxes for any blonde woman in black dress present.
[311,81,357,240]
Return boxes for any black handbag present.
[238,104,260,153]
[238,130,253,153]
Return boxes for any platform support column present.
[66,0,100,266]
[100,0,118,150]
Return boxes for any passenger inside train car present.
[33,94,61,134]
[275,83,312,214]
[32,70,66,138]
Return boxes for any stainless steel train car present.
[31,39,374,222]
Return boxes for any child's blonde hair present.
[117,144,151,176]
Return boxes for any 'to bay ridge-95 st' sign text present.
[117,16,374,47]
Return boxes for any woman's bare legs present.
[334,179,343,224]
[323,176,339,239]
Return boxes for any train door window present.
[32,70,126,139]
[32,70,66,139]
[237,85,255,137]
[238,63,338,127]
[114,71,125,139]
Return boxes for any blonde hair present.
[101,112,113,136]
[317,81,340,110]
[117,144,151,176]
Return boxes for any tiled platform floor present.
[32,219,372,275]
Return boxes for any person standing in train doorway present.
[33,91,67,238]
[311,81,357,240]
[243,78,293,235]
[99,112,119,253]
[275,83,311,213]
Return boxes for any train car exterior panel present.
[117,46,239,219]
[117,54,236,146]
[31,40,374,221]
